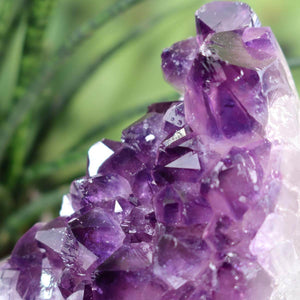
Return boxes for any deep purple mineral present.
[1,1,300,299]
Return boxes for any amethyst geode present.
[1,2,300,299]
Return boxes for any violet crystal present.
[1,1,300,299]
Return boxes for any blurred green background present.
[0,0,299,257]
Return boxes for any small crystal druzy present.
[1,1,300,299]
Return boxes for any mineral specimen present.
[1,1,299,299]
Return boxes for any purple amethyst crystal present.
[1,1,300,299]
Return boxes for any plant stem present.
[7,0,58,188]
[0,0,26,56]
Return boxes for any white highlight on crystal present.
[40,272,53,299]
[145,134,155,142]
[214,161,226,173]
[166,152,201,170]
[209,262,216,271]
[40,273,51,288]
[239,196,246,203]
[163,128,186,147]
[59,195,75,217]
[249,169,257,184]
[88,141,114,176]
[114,200,123,213]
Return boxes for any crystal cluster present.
[1,1,300,299]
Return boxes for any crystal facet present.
[1,1,300,299]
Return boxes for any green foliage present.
[0,0,299,257]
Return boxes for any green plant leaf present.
[55,0,148,60]
[0,0,147,165]
[7,0,59,187]
[0,11,27,117]
[24,150,87,184]
[37,12,178,143]
[0,0,26,56]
